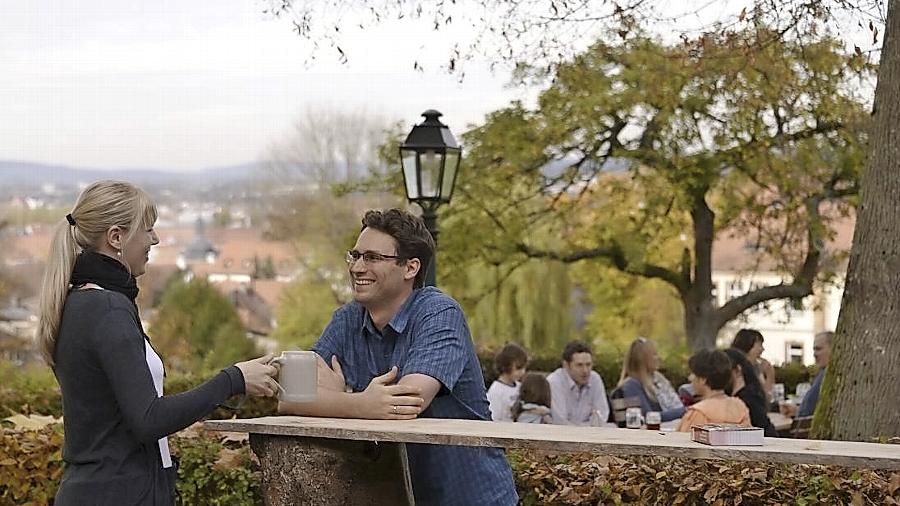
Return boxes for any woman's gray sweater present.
[53,289,245,505]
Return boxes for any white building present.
[712,216,853,366]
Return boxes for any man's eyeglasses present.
[346,250,404,265]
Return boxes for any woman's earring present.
[116,249,122,258]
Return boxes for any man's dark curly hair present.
[361,209,435,289]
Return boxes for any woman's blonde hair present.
[37,181,157,366]
[618,336,658,402]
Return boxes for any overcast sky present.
[0,0,530,171]
[0,1,879,172]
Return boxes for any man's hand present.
[317,354,346,392]
[780,402,799,417]
[356,366,425,419]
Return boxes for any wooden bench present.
[204,416,900,505]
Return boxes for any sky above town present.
[1,0,879,172]
[0,0,531,171]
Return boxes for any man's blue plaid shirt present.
[312,287,518,506]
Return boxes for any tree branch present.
[714,195,824,327]
[515,242,689,294]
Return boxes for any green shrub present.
[775,361,818,396]
[0,361,276,422]
[0,361,62,418]
[169,433,261,505]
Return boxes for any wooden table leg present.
[249,434,415,506]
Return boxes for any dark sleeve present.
[739,388,777,436]
[93,308,245,444]
[620,378,654,414]
[401,306,467,391]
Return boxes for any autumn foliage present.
[511,451,900,505]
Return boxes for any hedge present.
[3,422,897,505]
[511,450,900,505]
[0,422,260,505]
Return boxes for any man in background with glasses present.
[278,208,518,506]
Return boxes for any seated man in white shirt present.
[546,341,611,425]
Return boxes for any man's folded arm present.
[398,373,441,410]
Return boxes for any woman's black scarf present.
[70,251,139,305]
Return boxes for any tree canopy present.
[439,26,871,349]
[150,278,258,373]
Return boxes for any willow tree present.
[438,27,870,350]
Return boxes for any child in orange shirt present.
[677,349,750,432]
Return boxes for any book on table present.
[690,424,764,446]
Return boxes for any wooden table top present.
[204,416,900,470]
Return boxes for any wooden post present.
[249,434,415,506]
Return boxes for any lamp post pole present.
[421,205,438,287]
[398,109,461,288]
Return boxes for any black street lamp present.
[399,109,462,287]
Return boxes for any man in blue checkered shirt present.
[278,208,518,506]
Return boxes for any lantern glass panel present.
[420,149,443,198]
[400,148,419,200]
[441,150,459,200]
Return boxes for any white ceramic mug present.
[271,351,317,403]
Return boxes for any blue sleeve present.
[620,378,654,414]
[401,305,467,391]
[311,310,346,364]
[661,404,686,421]
[798,370,823,417]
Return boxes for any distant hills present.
[0,160,269,190]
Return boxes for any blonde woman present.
[617,337,685,422]
[38,181,279,506]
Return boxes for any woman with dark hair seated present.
[724,348,778,437]
[731,328,775,400]
[677,350,750,432]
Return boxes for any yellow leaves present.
[3,413,61,430]
[0,424,64,504]
[213,446,247,471]
[511,450,900,505]
[890,472,900,495]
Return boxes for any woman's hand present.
[235,354,280,397]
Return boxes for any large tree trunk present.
[813,0,900,441]
[683,291,720,351]
[684,194,719,351]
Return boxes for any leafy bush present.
[0,424,63,505]
[0,361,275,422]
[0,421,261,506]
[511,450,900,505]
[169,430,261,505]
[3,415,898,505]
[775,361,818,396]
[0,361,61,418]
